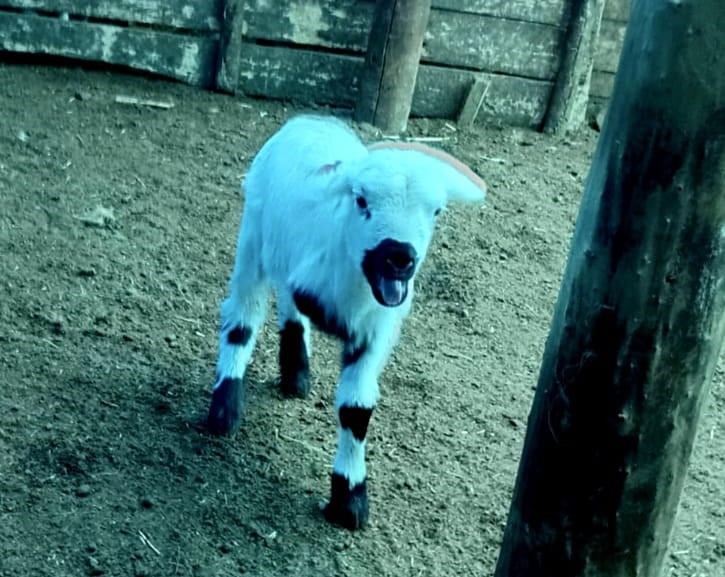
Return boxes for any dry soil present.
[0,63,723,577]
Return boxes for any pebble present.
[76,484,92,498]
[87,556,104,576]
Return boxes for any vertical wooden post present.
[495,0,725,575]
[354,0,432,134]
[216,0,244,93]
[542,0,606,134]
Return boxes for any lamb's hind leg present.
[208,234,268,435]
[277,290,312,398]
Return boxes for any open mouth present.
[371,275,409,307]
[362,239,417,308]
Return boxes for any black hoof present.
[207,377,244,435]
[322,473,369,530]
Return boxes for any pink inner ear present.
[367,141,486,192]
[318,160,341,175]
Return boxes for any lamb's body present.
[247,117,407,346]
[208,115,485,529]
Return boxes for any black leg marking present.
[339,406,373,441]
[293,290,351,341]
[207,377,244,435]
[279,320,311,398]
[227,324,252,346]
[323,472,369,530]
[342,340,368,367]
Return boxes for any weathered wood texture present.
[602,0,629,21]
[0,0,579,126]
[588,0,630,114]
[243,0,565,80]
[242,0,371,51]
[237,43,551,127]
[432,0,567,24]
[416,66,550,124]
[457,76,490,127]
[236,0,565,125]
[590,70,615,98]
[215,0,244,93]
[0,11,218,86]
[242,0,570,41]
[495,0,725,574]
[542,0,606,134]
[355,0,400,126]
[0,0,222,30]
[355,0,432,133]
[424,10,563,80]
[594,18,627,73]
[238,46,358,107]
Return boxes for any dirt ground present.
[0,63,723,577]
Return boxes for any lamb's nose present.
[384,242,417,278]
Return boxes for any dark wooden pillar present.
[495,0,725,575]
[542,0,607,134]
[216,0,244,93]
[354,0,432,134]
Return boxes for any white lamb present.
[208,115,486,529]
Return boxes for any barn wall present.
[238,0,569,127]
[590,0,630,116]
[0,0,631,128]
[0,0,222,86]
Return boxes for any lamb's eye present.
[356,195,368,210]
[434,208,442,217]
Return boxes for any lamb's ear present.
[367,141,486,203]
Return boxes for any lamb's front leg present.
[324,325,397,530]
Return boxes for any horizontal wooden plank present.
[590,69,615,98]
[603,0,630,22]
[413,66,552,126]
[0,0,570,33]
[423,9,564,79]
[243,0,372,51]
[0,11,217,86]
[594,18,627,73]
[0,0,221,30]
[244,0,570,36]
[238,42,362,107]
[244,1,563,80]
[431,0,568,26]
[237,43,552,127]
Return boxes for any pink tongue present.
[380,278,407,306]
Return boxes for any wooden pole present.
[542,0,606,134]
[354,0,431,134]
[215,0,244,93]
[495,0,725,575]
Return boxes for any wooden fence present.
[591,0,630,115]
[0,0,630,128]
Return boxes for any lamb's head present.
[338,143,486,308]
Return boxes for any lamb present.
[207,115,486,530]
